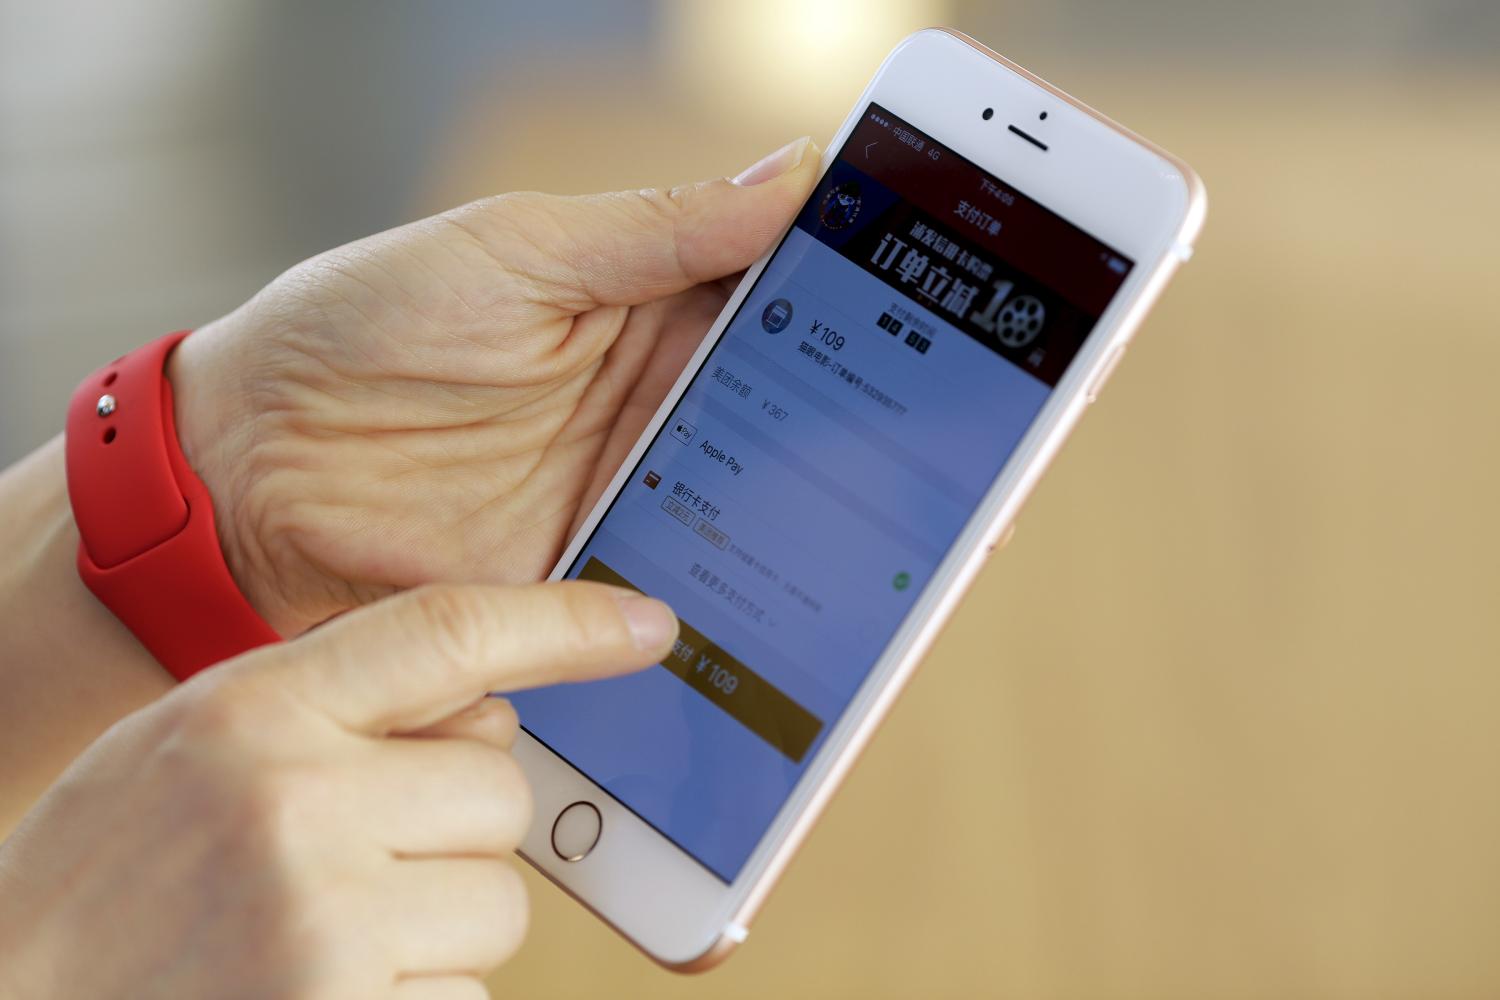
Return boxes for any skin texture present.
[0,581,678,999]
[0,137,818,997]
[169,137,820,636]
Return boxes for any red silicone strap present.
[65,331,280,680]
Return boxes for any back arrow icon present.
[864,141,878,158]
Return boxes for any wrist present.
[164,323,288,632]
[0,438,174,833]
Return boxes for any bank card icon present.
[762,298,794,334]
[643,470,661,489]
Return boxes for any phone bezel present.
[511,26,1207,970]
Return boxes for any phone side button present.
[987,521,1017,554]
[551,801,603,862]
[1084,343,1127,404]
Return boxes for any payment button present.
[578,558,824,763]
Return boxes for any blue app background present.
[511,107,1119,881]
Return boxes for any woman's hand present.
[0,580,676,999]
[170,139,819,635]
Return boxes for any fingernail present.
[616,594,679,652]
[733,136,812,186]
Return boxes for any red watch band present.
[65,331,280,680]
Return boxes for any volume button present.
[1084,343,1127,404]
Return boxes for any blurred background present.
[4,1,1499,996]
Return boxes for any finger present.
[363,739,532,857]
[456,136,821,311]
[404,696,520,751]
[249,581,677,735]
[392,976,489,1000]
[378,857,528,976]
[567,287,729,536]
[715,268,749,297]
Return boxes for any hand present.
[0,581,677,998]
[169,139,819,635]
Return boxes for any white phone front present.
[509,28,1206,969]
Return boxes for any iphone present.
[508,27,1206,970]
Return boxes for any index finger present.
[251,581,677,735]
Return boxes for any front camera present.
[981,107,994,121]
[1039,111,1049,121]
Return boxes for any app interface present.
[512,104,1133,881]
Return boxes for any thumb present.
[481,136,821,311]
[238,581,678,736]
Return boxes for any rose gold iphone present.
[509,27,1205,970]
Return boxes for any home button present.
[551,801,602,862]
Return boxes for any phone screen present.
[512,103,1134,882]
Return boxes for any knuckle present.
[169,674,249,735]
[663,181,701,212]
[158,671,275,755]
[645,181,691,226]
[636,183,689,220]
[482,743,528,796]
[627,185,696,284]
[140,688,385,997]
[406,584,489,678]
[238,762,330,850]
[487,861,531,965]
[555,584,626,656]
[488,697,521,741]
[463,743,533,847]
[492,752,534,845]
[149,692,329,856]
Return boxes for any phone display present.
[511,102,1135,882]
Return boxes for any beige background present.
[4,2,1499,997]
